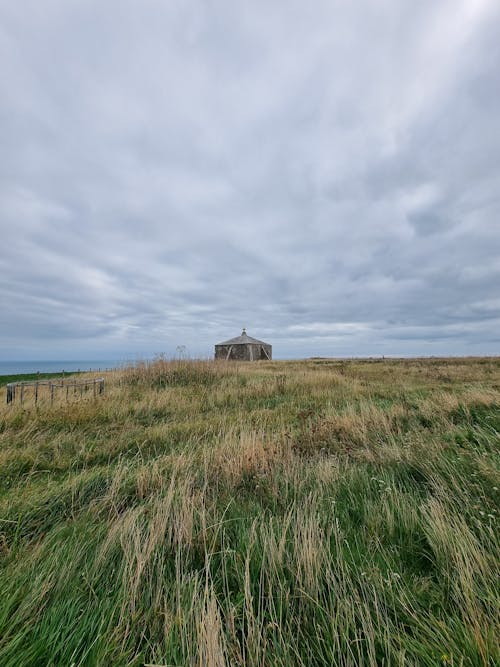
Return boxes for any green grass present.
[0,371,80,387]
[0,357,499,666]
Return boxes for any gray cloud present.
[1,0,499,360]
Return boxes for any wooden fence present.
[6,377,105,406]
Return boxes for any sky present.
[1,0,499,360]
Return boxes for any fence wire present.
[6,377,105,405]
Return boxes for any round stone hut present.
[214,329,272,361]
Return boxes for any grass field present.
[0,357,498,666]
[0,371,80,388]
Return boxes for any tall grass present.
[0,357,498,665]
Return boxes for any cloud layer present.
[1,0,499,359]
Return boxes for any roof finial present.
[242,327,246,335]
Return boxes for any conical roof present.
[216,328,269,346]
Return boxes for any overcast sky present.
[1,0,499,360]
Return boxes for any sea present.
[0,360,126,376]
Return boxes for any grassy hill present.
[0,358,498,666]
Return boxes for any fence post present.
[50,383,54,405]
[35,382,38,405]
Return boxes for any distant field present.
[0,371,80,387]
[0,358,498,666]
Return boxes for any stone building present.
[214,329,272,361]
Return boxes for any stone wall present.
[214,344,272,360]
